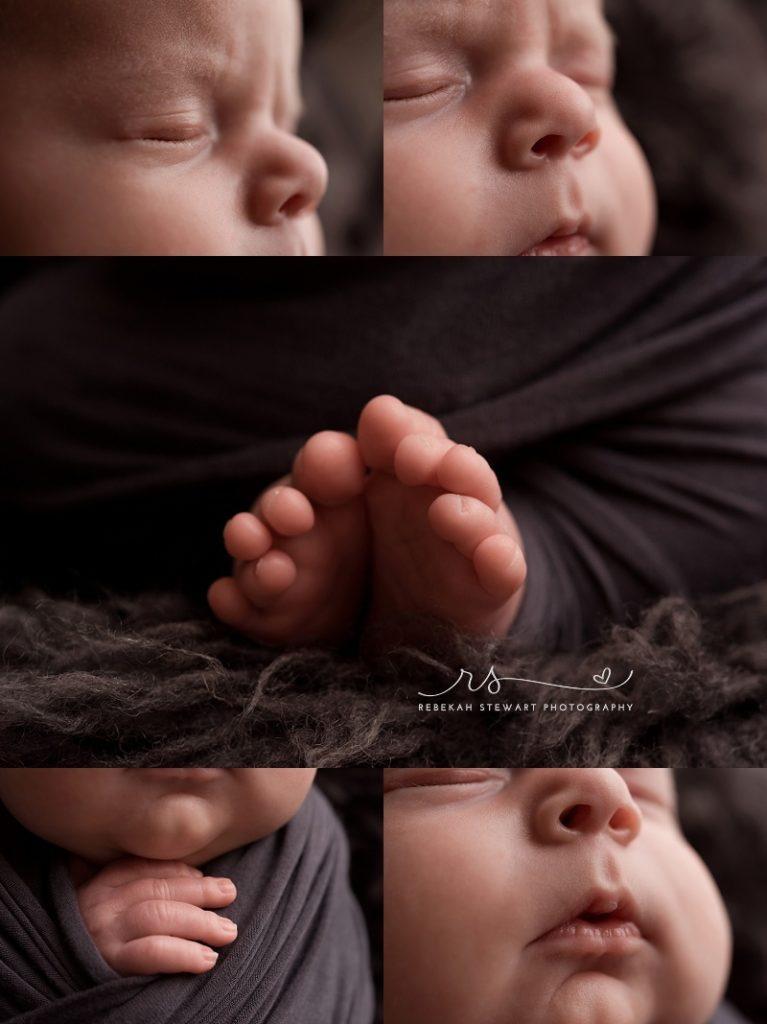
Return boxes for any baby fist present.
[75,856,238,976]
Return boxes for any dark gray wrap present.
[0,788,374,1024]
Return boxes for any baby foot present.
[358,396,526,638]
[208,432,368,646]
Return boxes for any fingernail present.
[217,879,236,896]
[221,918,238,934]
[204,949,219,966]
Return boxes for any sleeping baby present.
[0,768,373,1023]
[383,0,656,255]
[384,768,737,1024]
[0,0,327,255]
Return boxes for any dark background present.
[608,0,767,253]
[677,769,767,1024]
[302,0,380,255]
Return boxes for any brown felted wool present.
[0,582,764,767]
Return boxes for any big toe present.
[357,395,446,471]
[292,431,367,506]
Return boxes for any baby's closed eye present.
[118,108,215,146]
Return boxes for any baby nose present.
[533,769,641,846]
[246,131,329,227]
[500,69,601,170]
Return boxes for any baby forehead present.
[2,0,298,59]
[386,0,606,39]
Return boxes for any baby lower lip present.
[533,916,643,955]
[518,234,596,256]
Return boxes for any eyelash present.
[385,769,509,792]
[384,82,467,106]
[136,131,210,145]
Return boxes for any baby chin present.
[530,973,656,1024]
[124,791,226,862]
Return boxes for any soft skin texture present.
[383,0,656,255]
[0,768,316,865]
[0,769,316,975]
[384,769,731,1024]
[0,0,327,255]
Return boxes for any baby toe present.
[238,550,298,606]
[393,433,455,487]
[258,485,315,537]
[292,431,367,506]
[357,395,412,470]
[473,534,527,599]
[358,395,446,471]
[207,577,257,631]
[436,444,502,510]
[223,512,272,561]
[428,492,498,557]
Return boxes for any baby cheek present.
[384,125,487,255]
[111,170,242,256]
[656,845,732,1023]
[236,768,316,842]
[385,813,523,1024]
[596,108,657,255]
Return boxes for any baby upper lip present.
[550,214,590,239]
[516,212,595,255]
[532,886,644,944]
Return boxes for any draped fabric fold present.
[0,789,374,1024]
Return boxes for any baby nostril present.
[559,804,590,830]
[531,134,564,158]
[279,194,307,218]
[574,129,600,155]
[608,806,636,832]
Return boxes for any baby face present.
[385,769,731,1024]
[0,0,327,255]
[0,768,316,865]
[384,0,656,255]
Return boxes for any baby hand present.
[75,856,238,976]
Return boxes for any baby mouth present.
[518,215,598,257]
[518,233,596,257]
[532,892,645,956]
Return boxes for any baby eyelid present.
[388,768,510,791]
[626,786,672,810]
[384,77,469,105]
[137,133,208,145]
